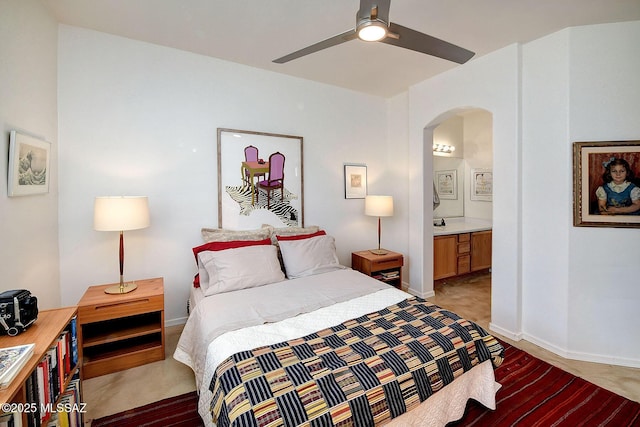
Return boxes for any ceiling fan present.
[273,0,474,64]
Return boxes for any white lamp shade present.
[365,195,394,217]
[94,196,150,231]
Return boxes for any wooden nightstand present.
[352,250,404,289]
[77,277,165,379]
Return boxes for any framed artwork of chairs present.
[217,128,304,229]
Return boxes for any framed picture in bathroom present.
[435,170,457,200]
[573,140,640,228]
[471,168,492,201]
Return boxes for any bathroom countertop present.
[433,218,492,236]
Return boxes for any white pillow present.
[197,245,285,296]
[278,235,345,279]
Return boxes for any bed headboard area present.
[191,225,344,296]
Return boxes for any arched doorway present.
[424,108,494,327]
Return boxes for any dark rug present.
[93,342,640,426]
[91,391,203,427]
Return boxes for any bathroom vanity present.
[433,219,492,280]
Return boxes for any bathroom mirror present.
[433,156,464,218]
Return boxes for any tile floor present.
[431,272,640,404]
[82,272,640,424]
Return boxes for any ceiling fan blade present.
[357,0,390,24]
[382,22,474,64]
[273,30,358,64]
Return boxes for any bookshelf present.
[0,307,82,426]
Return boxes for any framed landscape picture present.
[573,140,640,228]
[8,130,51,197]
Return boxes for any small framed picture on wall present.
[8,130,51,197]
[470,168,492,201]
[344,164,367,199]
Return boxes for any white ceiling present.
[41,0,640,98]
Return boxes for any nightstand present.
[77,277,165,379]
[351,250,404,289]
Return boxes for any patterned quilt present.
[209,297,504,427]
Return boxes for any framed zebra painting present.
[217,128,304,229]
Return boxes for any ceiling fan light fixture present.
[273,0,475,65]
[357,20,387,42]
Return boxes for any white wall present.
[57,26,407,324]
[385,93,411,283]
[521,29,572,352]
[521,21,640,366]
[566,22,640,364]
[0,0,60,308]
[408,45,522,321]
[409,20,640,367]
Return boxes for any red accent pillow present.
[276,230,326,241]
[192,238,272,287]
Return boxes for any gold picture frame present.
[573,140,640,228]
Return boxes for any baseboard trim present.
[166,316,187,327]
[523,333,640,369]
[488,323,522,341]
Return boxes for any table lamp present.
[94,196,150,294]
[365,195,394,255]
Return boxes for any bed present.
[174,227,504,427]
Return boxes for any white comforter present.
[174,269,500,426]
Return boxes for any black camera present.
[0,290,38,336]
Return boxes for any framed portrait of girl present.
[573,140,640,228]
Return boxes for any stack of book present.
[380,271,399,280]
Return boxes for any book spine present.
[68,318,78,369]
[25,370,41,427]
[46,348,59,404]
[35,363,46,424]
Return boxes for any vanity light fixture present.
[433,143,456,153]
